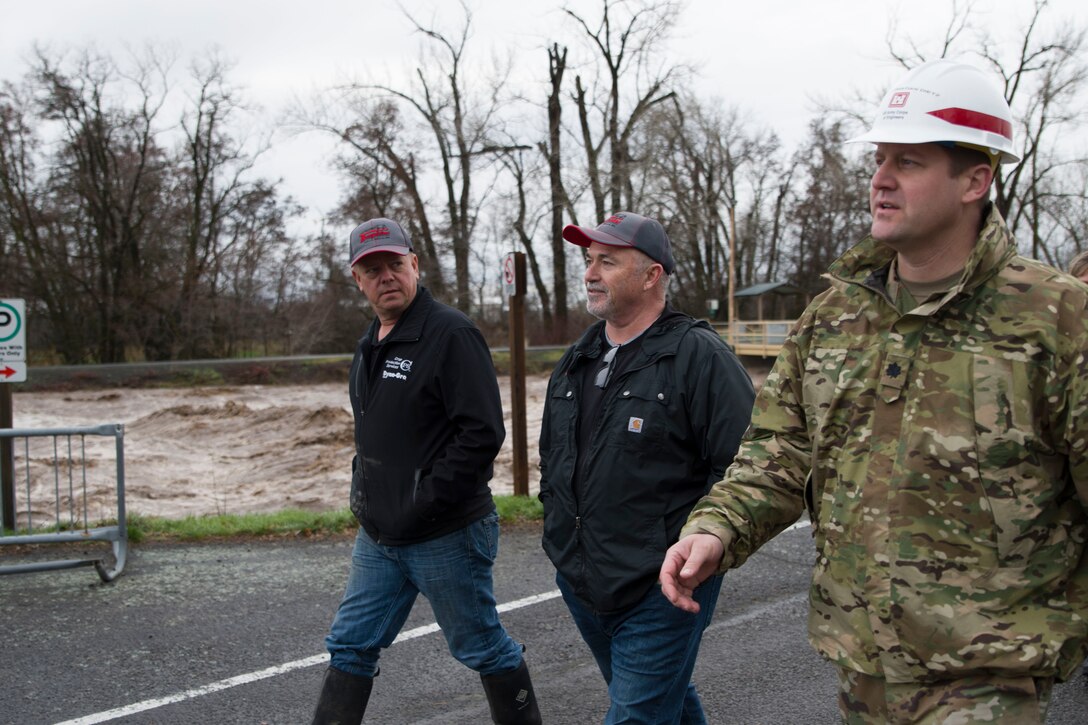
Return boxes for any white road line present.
[707,591,810,633]
[55,523,811,725]
[784,519,811,533]
[53,590,564,725]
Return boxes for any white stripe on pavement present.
[53,590,563,725]
[55,523,811,725]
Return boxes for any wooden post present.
[506,253,529,496]
[728,205,737,348]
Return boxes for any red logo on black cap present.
[604,214,625,225]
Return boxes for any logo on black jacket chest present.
[382,356,414,381]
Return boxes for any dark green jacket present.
[540,310,754,612]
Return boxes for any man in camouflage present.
[659,59,1088,723]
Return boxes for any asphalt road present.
[2,523,1086,724]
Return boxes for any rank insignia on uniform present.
[880,353,910,402]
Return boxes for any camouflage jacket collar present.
[827,204,1017,309]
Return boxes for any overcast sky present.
[2,0,1084,234]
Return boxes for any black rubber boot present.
[311,666,373,725]
[480,659,542,724]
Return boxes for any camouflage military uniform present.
[837,669,1052,724]
[682,206,1088,691]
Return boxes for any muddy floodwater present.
[10,376,550,522]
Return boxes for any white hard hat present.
[847,59,1019,164]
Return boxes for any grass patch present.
[490,348,565,376]
[123,508,359,542]
[162,367,226,387]
[494,494,543,522]
[114,495,542,543]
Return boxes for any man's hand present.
[659,534,725,613]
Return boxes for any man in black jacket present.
[539,211,755,724]
[311,218,540,725]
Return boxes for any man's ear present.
[962,163,995,205]
[643,262,665,290]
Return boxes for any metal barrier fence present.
[0,423,127,582]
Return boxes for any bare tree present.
[1,46,305,363]
[27,47,172,362]
[500,146,554,332]
[884,0,1088,261]
[303,2,526,313]
[0,78,92,358]
[1044,164,1088,266]
[539,42,575,335]
[316,98,450,298]
[160,53,273,359]
[638,95,740,313]
[738,136,791,289]
[785,120,870,295]
[982,2,1087,259]
[563,0,685,220]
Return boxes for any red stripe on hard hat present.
[927,107,1013,140]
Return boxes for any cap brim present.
[349,245,412,267]
[561,224,634,249]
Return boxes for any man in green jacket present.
[660,59,1088,723]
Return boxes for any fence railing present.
[713,320,793,358]
[0,423,127,582]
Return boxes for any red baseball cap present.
[562,211,675,274]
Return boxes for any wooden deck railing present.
[712,320,793,358]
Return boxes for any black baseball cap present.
[562,211,675,274]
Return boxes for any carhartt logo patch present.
[627,417,644,433]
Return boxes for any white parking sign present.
[0,298,26,364]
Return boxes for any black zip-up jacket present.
[348,286,504,545]
[539,310,755,612]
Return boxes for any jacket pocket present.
[355,456,431,532]
[349,456,366,524]
[968,354,1072,583]
[546,378,578,441]
[603,377,671,452]
[801,345,872,551]
[412,467,438,522]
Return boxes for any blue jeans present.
[557,571,724,725]
[325,512,524,678]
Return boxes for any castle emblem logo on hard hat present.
[890,92,910,107]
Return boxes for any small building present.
[733,282,809,322]
[724,282,811,358]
